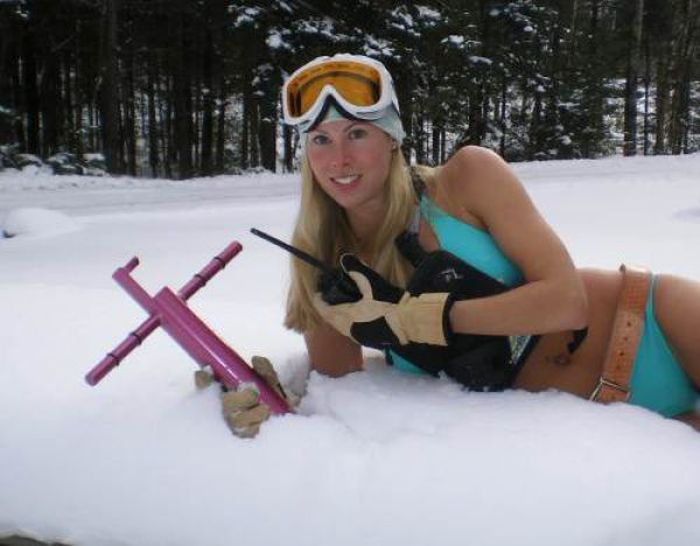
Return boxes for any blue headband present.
[299,104,405,146]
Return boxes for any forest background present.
[0,0,698,179]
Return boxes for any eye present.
[310,133,330,145]
[348,127,368,140]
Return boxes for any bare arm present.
[304,322,363,377]
[439,146,588,336]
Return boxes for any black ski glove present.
[313,254,455,349]
[395,231,508,299]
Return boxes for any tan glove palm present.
[313,254,452,348]
[195,356,294,439]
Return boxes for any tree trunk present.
[669,64,691,154]
[415,112,425,164]
[88,105,96,152]
[11,36,25,149]
[668,0,696,155]
[41,51,61,157]
[73,19,84,161]
[643,34,651,155]
[623,0,644,156]
[249,98,259,168]
[440,127,447,163]
[193,79,201,172]
[499,77,507,157]
[63,49,75,155]
[393,66,414,160]
[654,53,670,154]
[241,81,251,169]
[99,0,123,174]
[22,21,40,155]
[123,20,137,176]
[172,3,193,179]
[528,92,543,160]
[432,120,441,166]
[258,66,278,172]
[200,27,214,176]
[569,0,579,63]
[468,85,485,146]
[146,51,159,177]
[163,74,174,178]
[215,78,226,173]
[467,0,490,146]
[582,0,604,158]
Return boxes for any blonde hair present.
[284,149,419,333]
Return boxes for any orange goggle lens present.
[285,61,383,119]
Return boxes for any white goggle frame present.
[282,54,400,131]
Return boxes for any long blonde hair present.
[284,149,419,333]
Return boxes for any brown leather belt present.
[589,264,652,404]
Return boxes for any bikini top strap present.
[408,166,426,236]
[409,165,427,197]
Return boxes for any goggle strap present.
[306,95,365,132]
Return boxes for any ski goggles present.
[282,54,400,131]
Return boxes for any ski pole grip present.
[179,241,243,300]
[85,315,161,385]
[123,257,140,273]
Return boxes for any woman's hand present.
[313,254,453,348]
[196,356,298,439]
[396,231,509,299]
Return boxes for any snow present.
[266,30,287,50]
[2,207,80,238]
[416,5,442,21]
[1,153,700,546]
[469,55,493,66]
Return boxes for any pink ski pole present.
[85,240,290,415]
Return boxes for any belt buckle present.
[590,376,630,402]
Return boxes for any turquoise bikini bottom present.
[390,277,699,418]
[628,276,699,417]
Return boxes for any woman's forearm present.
[447,277,588,336]
[304,324,364,377]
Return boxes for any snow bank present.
[2,207,81,238]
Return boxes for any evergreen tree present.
[0,0,698,177]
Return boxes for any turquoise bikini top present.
[419,196,523,287]
[388,196,525,375]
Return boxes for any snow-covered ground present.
[1,154,700,546]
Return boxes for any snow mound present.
[2,207,80,238]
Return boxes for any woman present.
[221,54,700,438]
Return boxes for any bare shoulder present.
[434,145,524,222]
[442,145,516,190]
[446,144,504,166]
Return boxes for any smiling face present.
[305,119,395,215]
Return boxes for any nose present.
[328,140,350,169]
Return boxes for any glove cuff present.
[442,293,457,345]
[396,292,452,346]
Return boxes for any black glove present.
[313,254,454,349]
[395,231,507,298]
[391,231,520,390]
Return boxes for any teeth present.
[334,175,360,185]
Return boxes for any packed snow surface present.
[1,154,700,546]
